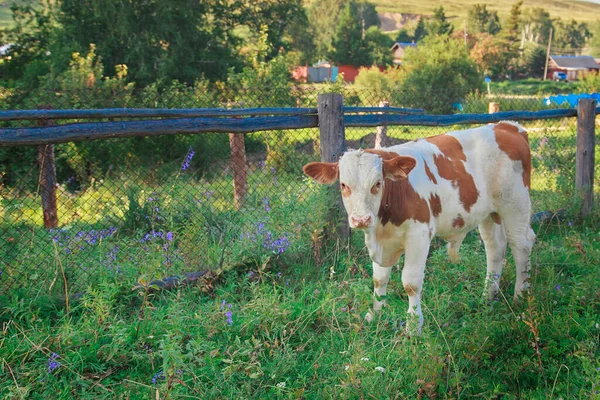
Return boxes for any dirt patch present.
[378,12,421,32]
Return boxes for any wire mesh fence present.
[0,86,597,297]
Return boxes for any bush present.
[578,71,600,93]
[354,67,397,105]
[396,35,483,114]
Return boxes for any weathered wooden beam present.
[0,107,319,121]
[344,106,425,114]
[0,115,319,146]
[375,101,390,148]
[318,93,350,239]
[0,106,424,121]
[575,98,596,216]
[229,133,248,211]
[345,108,578,127]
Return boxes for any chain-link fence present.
[0,86,597,297]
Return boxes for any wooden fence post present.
[317,93,349,239]
[576,98,596,217]
[37,117,58,229]
[229,132,248,211]
[489,102,500,114]
[375,101,390,148]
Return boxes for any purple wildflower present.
[225,310,233,325]
[47,353,60,373]
[263,197,271,212]
[248,271,255,278]
[181,147,195,171]
[556,285,561,291]
[166,232,173,242]
[152,370,165,384]
[568,221,573,227]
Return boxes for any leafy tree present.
[521,8,553,45]
[0,0,56,87]
[554,19,590,53]
[395,28,412,43]
[365,26,394,66]
[309,0,377,61]
[467,4,501,35]
[56,0,242,86]
[428,6,454,36]
[497,0,524,78]
[240,0,312,60]
[396,35,482,113]
[329,1,378,66]
[469,33,504,78]
[590,22,600,57]
[523,44,547,78]
[413,16,428,42]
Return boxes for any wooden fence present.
[0,93,597,234]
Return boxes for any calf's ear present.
[303,162,339,184]
[382,156,416,181]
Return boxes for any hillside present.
[374,0,600,29]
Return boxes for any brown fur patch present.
[426,135,479,212]
[303,162,339,184]
[404,283,418,297]
[424,161,438,184]
[367,149,430,226]
[490,212,502,225]
[429,193,442,217]
[493,123,532,189]
[366,149,417,180]
[452,215,465,228]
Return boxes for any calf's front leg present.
[365,261,391,323]
[402,235,430,335]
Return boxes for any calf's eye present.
[371,181,382,194]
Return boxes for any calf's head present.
[303,150,416,229]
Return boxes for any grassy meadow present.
[2,116,600,398]
[1,198,599,398]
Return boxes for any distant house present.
[547,55,599,81]
[391,42,416,65]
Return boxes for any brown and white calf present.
[303,121,535,333]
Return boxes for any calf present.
[303,122,535,333]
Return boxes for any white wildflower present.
[276,382,286,388]
[360,357,370,362]
[375,366,385,373]
[344,364,350,371]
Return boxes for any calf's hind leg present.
[501,212,535,299]
[478,215,507,300]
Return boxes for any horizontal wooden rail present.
[0,107,319,121]
[0,106,424,121]
[344,106,424,114]
[0,115,319,146]
[345,108,580,127]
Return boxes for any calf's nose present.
[351,215,372,228]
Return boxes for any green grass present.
[1,210,599,398]
[1,115,599,398]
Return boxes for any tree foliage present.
[329,0,380,66]
[397,35,482,113]
[553,19,590,53]
[521,8,552,45]
[413,17,428,42]
[0,0,56,88]
[428,6,454,37]
[467,4,501,35]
